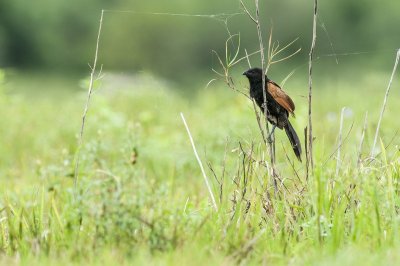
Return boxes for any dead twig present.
[244,49,252,68]
[371,49,400,157]
[219,138,229,204]
[357,111,368,167]
[252,99,268,148]
[241,0,278,196]
[281,143,303,190]
[323,122,354,166]
[73,10,105,194]
[180,113,218,212]
[336,107,346,177]
[307,0,318,176]
[304,127,309,180]
[230,229,266,260]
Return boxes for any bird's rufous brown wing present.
[267,81,295,116]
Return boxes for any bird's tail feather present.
[284,121,302,162]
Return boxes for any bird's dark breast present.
[249,82,288,129]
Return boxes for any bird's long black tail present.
[284,121,302,162]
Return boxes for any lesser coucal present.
[243,67,302,162]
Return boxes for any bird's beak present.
[242,71,247,76]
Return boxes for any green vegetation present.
[1,0,400,80]
[1,69,400,265]
[1,0,400,264]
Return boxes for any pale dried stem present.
[270,48,301,65]
[336,107,346,177]
[371,49,400,157]
[323,122,354,166]
[240,0,257,24]
[180,113,218,212]
[74,10,105,193]
[307,0,318,176]
[240,0,305,197]
[357,111,368,167]
[254,0,278,196]
[244,49,252,68]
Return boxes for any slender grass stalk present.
[180,113,218,212]
[73,10,105,193]
[240,0,279,196]
[307,0,318,175]
[336,107,346,177]
[371,49,400,157]
[357,111,368,167]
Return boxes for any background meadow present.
[1,0,400,265]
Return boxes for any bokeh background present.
[1,1,400,264]
[1,0,399,87]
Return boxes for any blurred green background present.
[1,1,400,264]
[1,0,399,85]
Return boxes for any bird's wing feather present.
[267,81,295,116]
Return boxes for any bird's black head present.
[242,68,267,83]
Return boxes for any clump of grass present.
[0,71,400,264]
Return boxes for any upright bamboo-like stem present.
[371,49,400,157]
[307,0,318,175]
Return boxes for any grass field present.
[0,69,400,265]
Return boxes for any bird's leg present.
[267,125,276,143]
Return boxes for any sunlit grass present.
[0,71,399,265]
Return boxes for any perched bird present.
[243,67,302,162]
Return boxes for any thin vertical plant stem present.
[180,113,218,212]
[73,10,105,193]
[357,111,368,167]
[307,0,318,176]
[371,49,400,157]
[336,107,346,177]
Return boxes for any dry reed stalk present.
[357,111,368,167]
[336,107,346,177]
[180,113,218,212]
[371,49,400,157]
[307,0,318,176]
[74,10,105,193]
[241,0,278,196]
